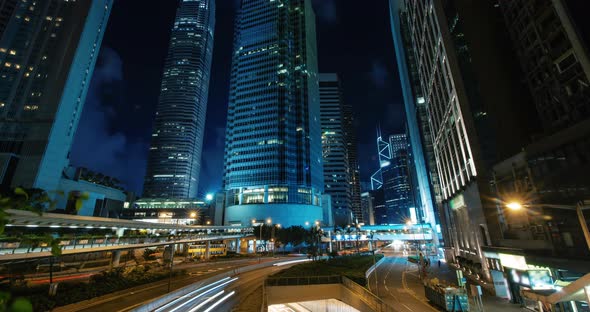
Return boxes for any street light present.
[505,200,590,251]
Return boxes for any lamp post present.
[505,200,590,251]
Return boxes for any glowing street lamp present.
[505,202,523,211]
[505,200,590,251]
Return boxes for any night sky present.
[70,0,405,197]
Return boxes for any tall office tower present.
[0,0,113,191]
[389,0,439,236]
[397,0,539,282]
[342,103,362,224]
[143,0,215,198]
[361,191,379,226]
[319,73,351,226]
[499,1,590,133]
[370,132,391,190]
[380,133,413,224]
[222,0,323,227]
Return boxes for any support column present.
[205,241,211,260]
[111,250,121,268]
[235,238,241,253]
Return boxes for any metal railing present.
[341,276,397,312]
[0,234,243,256]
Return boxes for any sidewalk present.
[405,260,525,312]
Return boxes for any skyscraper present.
[342,103,362,224]
[389,0,439,232]
[0,0,113,192]
[143,0,215,198]
[380,133,413,224]
[319,73,351,226]
[395,0,539,282]
[222,0,323,227]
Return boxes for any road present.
[148,258,310,312]
[368,250,440,312]
[54,258,279,312]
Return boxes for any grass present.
[271,254,383,286]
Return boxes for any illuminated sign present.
[499,253,527,270]
[528,270,553,290]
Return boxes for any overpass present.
[323,224,441,242]
[0,209,255,262]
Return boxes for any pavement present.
[371,250,526,312]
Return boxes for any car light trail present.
[273,259,312,266]
[168,277,238,312]
[187,289,225,312]
[203,291,235,312]
[154,277,231,312]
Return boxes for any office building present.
[222,0,323,227]
[0,0,113,193]
[380,133,414,224]
[361,191,379,226]
[143,0,215,198]
[342,103,363,224]
[395,0,540,283]
[389,0,440,235]
[55,166,127,218]
[319,73,351,226]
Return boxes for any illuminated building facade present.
[0,0,113,192]
[222,0,323,227]
[143,0,215,198]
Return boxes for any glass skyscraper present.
[143,0,215,199]
[319,73,351,226]
[0,0,113,192]
[222,0,324,227]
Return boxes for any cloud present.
[312,0,338,24]
[369,60,389,89]
[70,47,149,194]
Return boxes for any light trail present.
[272,259,312,266]
[154,277,231,312]
[203,291,235,312]
[187,289,225,312]
[168,277,238,312]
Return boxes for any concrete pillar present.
[111,250,121,268]
[252,239,256,254]
[236,238,241,253]
[205,241,211,260]
[182,243,189,256]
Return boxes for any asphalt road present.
[157,264,289,312]
[55,258,275,312]
[368,250,440,312]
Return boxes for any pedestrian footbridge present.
[0,209,254,262]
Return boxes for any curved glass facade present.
[143,0,215,198]
[223,0,323,227]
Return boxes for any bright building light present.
[506,202,523,210]
[205,193,214,201]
